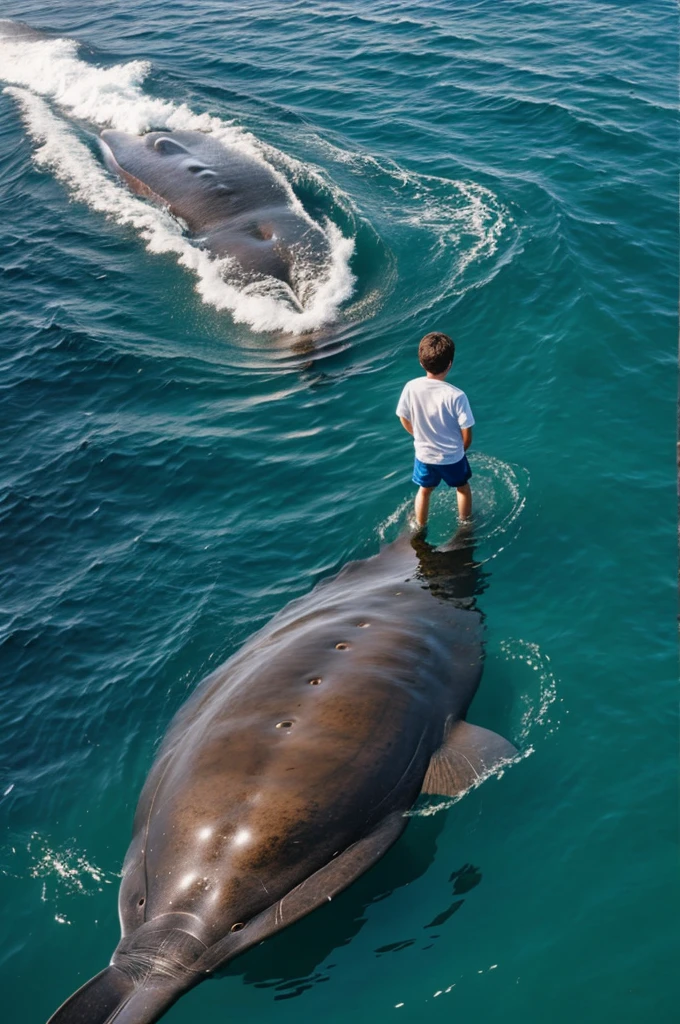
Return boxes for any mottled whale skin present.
[48,530,515,1024]
[99,128,330,298]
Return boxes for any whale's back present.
[120,558,482,945]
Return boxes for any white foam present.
[0,26,355,333]
[304,134,512,283]
[400,175,508,278]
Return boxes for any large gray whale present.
[47,529,516,1024]
[99,128,331,302]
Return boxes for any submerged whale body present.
[99,128,331,302]
[48,529,516,1024]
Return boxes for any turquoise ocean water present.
[0,2,676,1021]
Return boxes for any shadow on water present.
[409,521,490,608]
[223,811,484,1000]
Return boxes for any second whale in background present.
[48,527,517,1024]
[100,128,332,304]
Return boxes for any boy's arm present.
[461,427,472,450]
[399,416,414,436]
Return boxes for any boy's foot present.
[407,514,428,538]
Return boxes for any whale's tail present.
[46,964,195,1024]
[47,925,207,1024]
[47,963,199,1024]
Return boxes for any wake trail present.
[0,21,514,332]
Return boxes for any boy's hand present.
[462,427,473,451]
[399,416,414,436]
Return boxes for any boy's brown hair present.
[418,332,455,375]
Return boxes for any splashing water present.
[2,831,118,912]
[405,748,529,819]
[28,832,117,895]
[301,133,514,289]
[499,637,561,745]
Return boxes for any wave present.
[301,133,514,291]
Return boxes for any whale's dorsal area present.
[100,129,291,229]
[47,530,516,1024]
[0,19,50,40]
[100,128,330,295]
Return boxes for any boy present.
[396,331,474,528]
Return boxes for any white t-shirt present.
[396,377,475,465]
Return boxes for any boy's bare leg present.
[415,486,434,526]
[456,483,472,520]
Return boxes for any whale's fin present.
[422,721,517,797]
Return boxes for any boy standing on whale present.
[397,332,474,527]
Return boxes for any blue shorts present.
[412,455,472,489]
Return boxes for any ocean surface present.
[0,2,676,1022]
